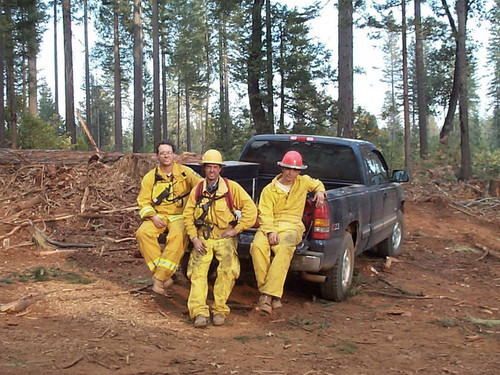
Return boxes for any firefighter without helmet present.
[277,150,307,170]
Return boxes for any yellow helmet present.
[201,149,224,166]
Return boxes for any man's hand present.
[150,215,166,229]
[221,228,238,239]
[267,232,279,245]
[192,237,207,255]
[312,191,326,207]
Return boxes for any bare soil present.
[0,152,499,375]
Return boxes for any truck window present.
[241,140,362,183]
[361,148,390,185]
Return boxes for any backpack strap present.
[222,177,235,217]
[195,181,204,203]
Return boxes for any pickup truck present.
[185,134,408,302]
[237,134,409,302]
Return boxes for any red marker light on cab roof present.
[289,136,315,142]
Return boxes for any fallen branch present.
[474,243,500,261]
[1,292,46,313]
[30,220,95,249]
[104,236,136,244]
[364,287,458,300]
[377,276,423,296]
[0,225,22,242]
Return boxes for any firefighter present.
[250,150,326,314]
[183,149,257,328]
[135,140,203,296]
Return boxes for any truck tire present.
[376,210,404,257]
[320,232,355,302]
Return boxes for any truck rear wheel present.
[320,232,355,302]
[376,210,404,257]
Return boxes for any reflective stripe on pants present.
[135,217,188,281]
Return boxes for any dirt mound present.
[0,152,499,375]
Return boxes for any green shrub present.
[472,149,500,180]
[18,113,71,150]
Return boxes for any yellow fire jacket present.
[183,177,257,240]
[137,162,202,220]
[258,174,325,234]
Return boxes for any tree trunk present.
[0,30,5,147]
[204,22,210,151]
[414,0,428,158]
[248,0,270,134]
[5,4,17,148]
[218,19,225,141]
[62,0,76,144]
[439,0,459,145]
[265,0,274,132]
[152,0,161,147]
[176,78,181,150]
[133,0,144,153]
[113,4,123,152]
[338,0,353,138]
[456,0,471,180]
[223,21,231,148]
[278,20,285,133]
[28,46,38,115]
[185,83,191,152]
[161,50,168,142]
[402,0,411,173]
[84,0,91,134]
[53,0,59,116]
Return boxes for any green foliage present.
[18,113,71,150]
[14,266,95,285]
[337,341,358,354]
[472,149,500,179]
[430,316,456,328]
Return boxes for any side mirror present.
[391,170,409,182]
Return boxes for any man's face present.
[203,163,222,184]
[157,144,175,168]
[280,167,301,185]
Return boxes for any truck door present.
[360,147,393,248]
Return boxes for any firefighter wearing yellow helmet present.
[183,149,257,328]
[250,150,326,314]
[135,140,203,297]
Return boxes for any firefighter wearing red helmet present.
[250,150,326,314]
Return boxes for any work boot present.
[271,297,282,309]
[257,294,272,314]
[194,314,208,328]
[152,277,167,296]
[212,314,225,326]
[164,278,174,289]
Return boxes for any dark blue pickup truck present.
[233,134,409,302]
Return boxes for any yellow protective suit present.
[250,174,325,298]
[135,162,202,282]
[183,177,257,319]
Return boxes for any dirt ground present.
[0,152,499,375]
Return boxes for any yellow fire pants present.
[187,237,240,319]
[135,216,188,282]
[250,221,303,298]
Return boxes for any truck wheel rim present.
[392,222,402,250]
[342,249,352,289]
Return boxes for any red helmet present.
[277,150,307,170]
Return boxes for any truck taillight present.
[312,202,330,239]
[289,135,315,142]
